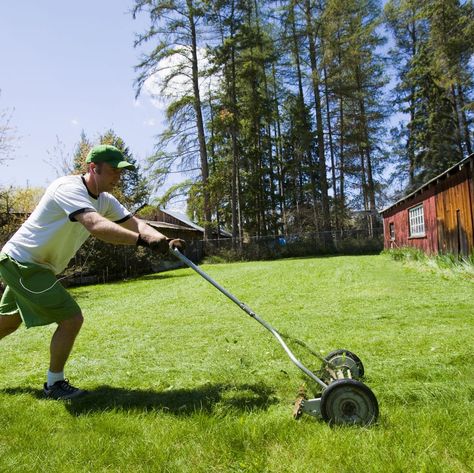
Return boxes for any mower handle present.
[170,247,327,389]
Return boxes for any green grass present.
[1,255,473,472]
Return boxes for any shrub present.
[384,247,474,279]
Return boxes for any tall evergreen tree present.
[428,0,474,156]
[206,0,279,237]
[133,0,213,238]
[323,0,388,233]
[302,0,331,232]
[385,0,473,189]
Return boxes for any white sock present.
[47,370,64,387]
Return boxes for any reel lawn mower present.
[171,248,379,426]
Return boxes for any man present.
[0,144,184,400]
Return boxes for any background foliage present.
[133,0,473,238]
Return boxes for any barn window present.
[389,222,395,240]
[409,204,425,237]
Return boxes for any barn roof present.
[380,154,474,215]
[145,220,202,233]
[159,208,207,233]
[145,208,233,238]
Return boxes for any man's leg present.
[49,312,83,373]
[1,257,86,399]
[44,312,86,400]
[0,313,22,339]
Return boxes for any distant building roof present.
[145,208,232,239]
[161,208,207,233]
[145,220,201,233]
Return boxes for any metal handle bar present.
[171,248,327,389]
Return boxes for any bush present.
[384,247,474,279]
[382,247,427,262]
[202,234,383,263]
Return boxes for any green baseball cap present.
[86,144,135,170]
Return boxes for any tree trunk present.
[339,96,345,226]
[272,63,287,235]
[290,2,317,228]
[254,0,278,234]
[187,0,211,239]
[354,63,376,236]
[407,12,417,186]
[230,11,241,242]
[323,60,338,232]
[304,0,331,232]
[451,83,465,158]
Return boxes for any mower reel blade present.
[293,398,305,419]
[292,385,308,419]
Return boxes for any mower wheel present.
[323,349,365,380]
[320,379,378,426]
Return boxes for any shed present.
[380,154,474,257]
[141,208,231,263]
[143,208,231,241]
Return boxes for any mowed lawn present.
[0,254,472,472]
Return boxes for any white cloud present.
[71,118,79,126]
[143,46,221,110]
[143,118,156,127]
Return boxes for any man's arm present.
[119,216,167,241]
[75,212,182,253]
[76,212,185,254]
[75,211,141,245]
[121,216,186,251]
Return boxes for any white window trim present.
[409,204,425,238]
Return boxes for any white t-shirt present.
[2,175,131,274]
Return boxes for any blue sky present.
[0,1,167,189]
[1,1,400,206]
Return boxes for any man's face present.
[94,162,123,192]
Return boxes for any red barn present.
[381,154,474,257]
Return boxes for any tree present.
[428,0,474,157]
[303,0,331,231]
[205,0,281,238]
[0,186,43,245]
[44,136,76,177]
[323,0,388,234]
[284,0,320,232]
[0,90,19,164]
[207,0,245,240]
[133,0,213,239]
[385,0,474,190]
[385,0,428,188]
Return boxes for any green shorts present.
[0,253,81,328]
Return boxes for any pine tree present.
[428,0,474,157]
[206,0,279,237]
[133,0,212,238]
[323,0,388,233]
[303,0,331,232]
[385,0,473,190]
